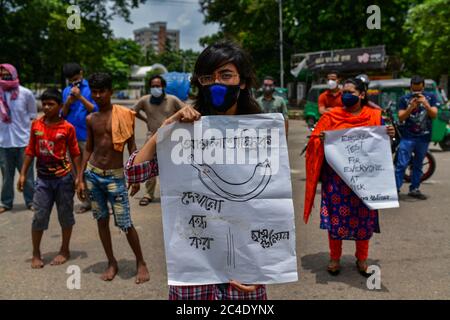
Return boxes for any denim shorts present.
[84,165,132,232]
[32,174,75,231]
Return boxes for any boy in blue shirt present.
[62,62,98,213]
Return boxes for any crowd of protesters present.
[0,40,437,300]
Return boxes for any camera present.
[69,80,82,97]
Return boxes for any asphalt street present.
[1,112,449,300]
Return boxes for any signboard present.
[324,126,399,210]
[293,46,386,73]
[156,113,298,285]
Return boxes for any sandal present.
[0,207,10,214]
[139,197,152,206]
[27,204,35,212]
[356,260,371,278]
[327,260,341,276]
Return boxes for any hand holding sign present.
[324,126,399,210]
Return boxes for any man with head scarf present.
[0,64,37,214]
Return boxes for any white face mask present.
[151,87,163,98]
[327,80,338,90]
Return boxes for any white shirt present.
[0,86,37,148]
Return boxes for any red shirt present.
[25,117,80,178]
[318,90,343,110]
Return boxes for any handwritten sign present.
[324,126,399,210]
[156,113,298,285]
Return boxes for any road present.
[1,112,449,299]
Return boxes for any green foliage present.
[109,38,144,66]
[102,38,145,90]
[102,56,129,90]
[0,0,147,86]
[199,0,430,83]
[403,0,450,78]
[145,47,199,74]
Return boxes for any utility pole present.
[278,0,284,88]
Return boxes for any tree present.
[102,38,145,90]
[145,47,199,74]
[109,38,145,67]
[0,0,147,86]
[403,0,450,79]
[199,0,420,83]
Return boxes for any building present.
[134,22,180,54]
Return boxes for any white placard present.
[156,113,298,285]
[324,126,399,210]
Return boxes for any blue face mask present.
[341,93,360,108]
[202,84,240,112]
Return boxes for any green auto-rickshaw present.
[367,79,450,151]
[303,84,327,128]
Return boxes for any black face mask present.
[202,84,240,113]
[150,92,165,105]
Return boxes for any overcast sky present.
[110,0,219,51]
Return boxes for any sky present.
[110,0,219,52]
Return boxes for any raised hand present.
[70,86,81,99]
[386,125,395,138]
[163,105,201,127]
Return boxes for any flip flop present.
[139,197,152,206]
[356,260,371,278]
[327,260,341,276]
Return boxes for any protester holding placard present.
[304,78,395,276]
[125,41,273,300]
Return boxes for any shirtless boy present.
[77,73,149,284]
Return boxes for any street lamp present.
[278,0,284,88]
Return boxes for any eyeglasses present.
[198,72,240,86]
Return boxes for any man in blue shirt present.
[62,63,98,213]
[395,75,438,200]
